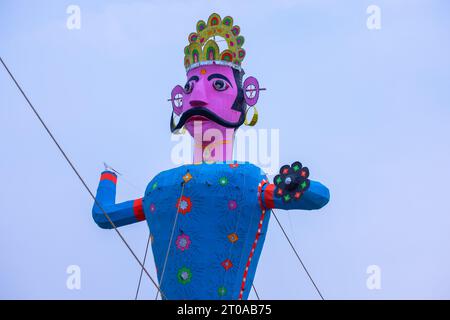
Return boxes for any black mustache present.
[170,107,245,132]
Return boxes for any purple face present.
[171,64,244,136]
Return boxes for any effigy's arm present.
[259,162,330,211]
[92,171,146,229]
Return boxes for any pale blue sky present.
[1,0,450,299]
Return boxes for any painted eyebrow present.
[207,73,233,87]
[186,75,199,83]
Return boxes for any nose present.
[188,79,208,107]
[190,100,207,107]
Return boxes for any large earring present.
[244,106,258,126]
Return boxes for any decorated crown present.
[184,13,245,72]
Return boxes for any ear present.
[243,76,260,106]
[171,85,184,115]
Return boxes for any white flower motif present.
[180,200,188,210]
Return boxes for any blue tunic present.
[143,162,268,299]
[93,162,330,300]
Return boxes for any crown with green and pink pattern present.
[184,13,246,72]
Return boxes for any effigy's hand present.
[273,161,310,203]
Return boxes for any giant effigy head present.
[170,13,261,138]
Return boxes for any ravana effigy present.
[92,13,330,300]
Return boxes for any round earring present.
[244,106,258,126]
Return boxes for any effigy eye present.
[184,81,194,93]
[213,79,228,91]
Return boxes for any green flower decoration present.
[152,182,158,190]
[218,286,227,296]
[219,177,228,186]
[275,176,282,185]
[177,267,192,285]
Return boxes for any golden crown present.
[184,13,245,72]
